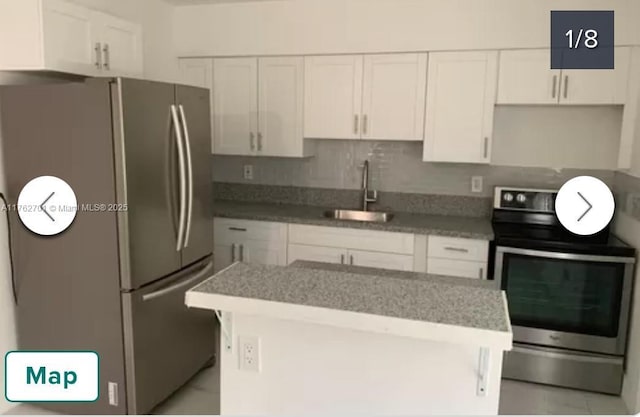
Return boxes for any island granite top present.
[189,262,510,335]
[213,200,494,239]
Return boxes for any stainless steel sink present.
[323,209,394,223]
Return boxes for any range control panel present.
[494,187,557,213]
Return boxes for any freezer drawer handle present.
[142,261,213,302]
[170,105,188,252]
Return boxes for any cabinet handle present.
[239,244,244,262]
[479,267,484,279]
[102,43,110,71]
[444,246,469,253]
[94,42,102,69]
[340,254,345,264]
[257,132,263,151]
[362,114,368,135]
[249,132,255,151]
[350,255,354,265]
[563,75,569,99]
[231,244,236,262]
[354,115,359,135]
[483,137,489,159]
[228,227,247,232]
[551,75,557,99]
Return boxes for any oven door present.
[495,246,635,355]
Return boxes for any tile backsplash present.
[614,172,640,223]
[212,140,614,197]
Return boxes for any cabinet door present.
[348,250,414,271]
[423,51,498,164]
[497,49,561,104]
[241,240,286,266]
[560,47,630,105]
[96,12,143,77]
[213,58,258,155]
[42,0,97,76]
[214,243,236,273]
[361,53,427,141]
[288,244,345,265]
[258,57,305,157]
[304,55,363,139]
[179,58,213,89]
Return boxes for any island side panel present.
[220,312,504,415]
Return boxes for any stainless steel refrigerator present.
[0,78,216,414]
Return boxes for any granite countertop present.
[213,200,494,239]
[188,262,511,344]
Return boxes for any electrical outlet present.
[471,176,483,193]
[243,165,253,180]
[108,382,118,406]
[239,336,260,372]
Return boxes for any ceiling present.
[165,0,280,5]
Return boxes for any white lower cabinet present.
[288,244,346,265]
[288,244,414,271]
[426,235,489,280]
[287,224,416,271]
[348,249,414,271]
[214,218,287,272]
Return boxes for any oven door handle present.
[496,246,636,264]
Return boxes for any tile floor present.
[5,371,631,415]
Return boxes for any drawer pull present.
[340,254,345,264]
[444,246,469,253]
[228,227,247,232]
[479,267,484,279]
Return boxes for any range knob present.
[516,193,527,203]
[503,193,514,202]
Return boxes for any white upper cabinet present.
[179,58,213,89]
[41,0,96,75]
[361,53,427,141]
[213,57,258,156]
[497,49,560,105]
[423,51,498,164]
[304,53,427,141]
[304,55,363,140]
[213,57,310,157]
[95,11,143,77]
[560,47,630,105]
[258,57,309,157]
[0,0,142,77]
[497,48,631,105]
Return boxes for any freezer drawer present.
[121,257,217,414]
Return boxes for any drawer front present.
[348,249,414,271]
[288,224,414,254]
[214,218,287,244]
[427,258,487,279]
[427,236,488,262]
[288,244,346,265]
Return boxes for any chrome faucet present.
[361,160,377,211]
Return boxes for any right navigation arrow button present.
[555,176,615,236]
[576,191,592,222]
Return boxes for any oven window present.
[502,253,625,337]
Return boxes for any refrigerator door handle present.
[142,261,213,302]
[178,104,194,249]
[170,105,187,252]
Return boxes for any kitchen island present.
[185,261,512,415]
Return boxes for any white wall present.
[220,313,504,415]
[69,0,179,83]
[174,0,638,57]
[492,106,623,170]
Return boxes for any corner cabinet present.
[213,57,312,158]
[497,48,631,105]
[0,0,142,77]
[423,51,498,164]
[304,53,427,141]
